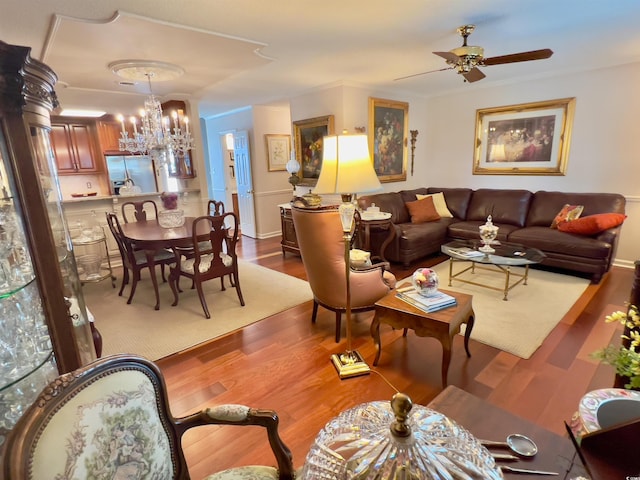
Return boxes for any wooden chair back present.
[122,199,158,223]
[208,199,225,216]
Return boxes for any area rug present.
[403,262,591,359]
[82,260,313,360]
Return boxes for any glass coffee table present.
[441,240,545,300]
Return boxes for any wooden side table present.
[371,285,474,387]
[358,216,395,262]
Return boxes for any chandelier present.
[110,61,194,163]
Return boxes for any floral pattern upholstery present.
[29,370,175,479]
[179,252,232,274]
[4,354,295,480]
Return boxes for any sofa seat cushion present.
[508,226,613,259]
[398,221,448,251]
[447,221,520,243]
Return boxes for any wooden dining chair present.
[106,212,175,305]
[208,199,225,216]
[169,212,244,319]
[122,199,158,223]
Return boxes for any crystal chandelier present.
[110,61,194,164]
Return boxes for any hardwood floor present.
[157,235,632,478]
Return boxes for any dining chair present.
[106,212,175,305]
[208,199,226,216]
[122,199,158,223]
[169,212,244,319]
[3,353,294,480]
[291,206,396,342]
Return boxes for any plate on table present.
[360,211,392,221]
[578,388,640,433]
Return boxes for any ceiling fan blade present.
[394,66,453,81]
[462,67,486,83]
[433,51,461,63]
[483,48,553,66]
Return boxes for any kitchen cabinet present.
[50,117,103,174]
[96,117,125,154]
[0,40,96,442]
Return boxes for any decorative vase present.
[479,215,499,253]
[158,209,185,228]
[411,268,439,297]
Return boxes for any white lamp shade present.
[313,134,382,195]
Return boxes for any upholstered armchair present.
[3,354,294,480]
[291,206,396,342]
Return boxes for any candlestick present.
[117,114,125,135]
[130,116,138,135]
[184,116,190,134]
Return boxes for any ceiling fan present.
[395,25,553,83]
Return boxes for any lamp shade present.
[313,134,381,195]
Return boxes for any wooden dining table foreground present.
[429,386,589,479]
[120,217,212,310]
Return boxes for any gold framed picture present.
[293,115,335,185]
[265,134,290,171]
[368,97,408,183]
[473,97,576,175]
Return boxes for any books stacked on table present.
[447,246,484,258]
[396,287,457,313]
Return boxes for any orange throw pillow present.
[405,196,441,224]
[557,213,626,235]
[550,204,584,228]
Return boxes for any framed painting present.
[293,115,335,185]
[265,134,290,171]
[368,97,409,183]
[473,97,576,175]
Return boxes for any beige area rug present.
[82,260,313,360]
[403,261,591,359]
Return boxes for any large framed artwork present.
[265,134,290,171]
[473,97,576,175]
[293,115,335,185]
[368,97,408,183]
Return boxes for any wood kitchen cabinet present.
[96,117,124,154]
[50,117,103,174]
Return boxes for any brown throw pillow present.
[550,204,584,229]
[405,196,441,224]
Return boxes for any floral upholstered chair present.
[3,354,294,480]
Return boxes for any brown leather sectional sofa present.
[357,188,626,283]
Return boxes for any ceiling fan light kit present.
[397,24,553,83]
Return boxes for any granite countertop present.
[61,189,200,204]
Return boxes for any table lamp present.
[314,132,382,378]
[285,152,300,202]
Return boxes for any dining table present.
[120,216,211,310]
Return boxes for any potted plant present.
[591,304,640,389]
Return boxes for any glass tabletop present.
[442,239,545,266]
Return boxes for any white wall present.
[421,62,640,268]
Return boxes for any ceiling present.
[2,0,640,119]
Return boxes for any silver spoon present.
[480,434,538,457]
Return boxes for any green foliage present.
[591,305,640,389]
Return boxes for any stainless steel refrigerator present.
[105,155,158,195]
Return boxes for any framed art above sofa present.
[473,97,576,176]
[368,97,408,183]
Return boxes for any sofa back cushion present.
[358,192,410,224]
[426,188,473,219]
[527,191,626,227]
[465,189,533,227]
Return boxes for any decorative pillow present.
[550,204,584,228]
[416,192,454,218]
[350,249,372,268]
[405,196,441,224]
[558,213,627,235]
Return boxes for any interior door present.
[233,130,256,237]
